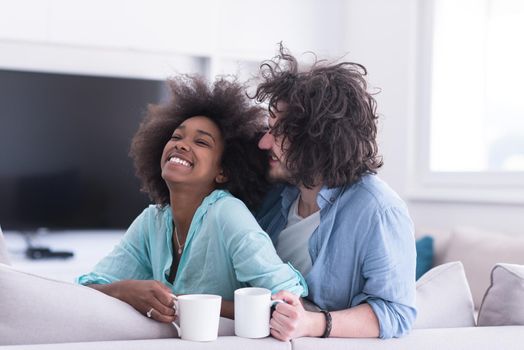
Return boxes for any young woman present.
[77,75,306,322]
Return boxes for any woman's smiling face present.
[161,116,226,193]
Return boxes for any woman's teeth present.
[169,156,192,167]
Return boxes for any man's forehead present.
[275,100,288,109]
[267,110,281,128]
[269,102,287,121]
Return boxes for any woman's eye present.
[195,139,210,147]
[171,134,181,140]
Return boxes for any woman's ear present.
[215,169,228,184]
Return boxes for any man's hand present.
[88,280,176,323]
[269,290,325,341]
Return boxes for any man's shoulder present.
[337,175,407,212]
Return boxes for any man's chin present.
[267,170,292,184]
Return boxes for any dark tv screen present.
[0,69,168,231]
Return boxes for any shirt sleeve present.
[214,197,308,297]
[351,206,417,339]
[76,207,154,285]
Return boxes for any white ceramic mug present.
[172,294,222,341]
[234,287,284,338]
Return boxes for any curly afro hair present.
[252,44,383,188]
[130,75,269,210]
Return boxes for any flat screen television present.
[0,69,168,231]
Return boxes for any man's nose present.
[258,131,273,150]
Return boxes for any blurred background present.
[0,0,523,244]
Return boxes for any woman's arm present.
[78,208,177,323]
[217,198,307,296]
[87,280,176,323]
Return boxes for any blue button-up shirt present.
[256,175,417,338]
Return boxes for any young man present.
[254,46,417,340]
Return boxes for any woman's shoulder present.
[207,191,259,228]
[129,204,172,232]
[141,203,171,217]
[210,191,250,214]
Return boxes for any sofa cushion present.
[477,263,524,326]
[441,227,524,309]
[413,261,475,329]
[292,326,524,350]
[415,236,434,280]
[0,226,10,265]
[0,263,235,345]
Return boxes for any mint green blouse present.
[77,190,307,300]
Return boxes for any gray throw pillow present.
[0,263,235,345]
[477,263,524,326]
[413,261,476,329]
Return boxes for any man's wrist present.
[307,311,327,337]
[319,310,332,338]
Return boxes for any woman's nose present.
[175,140,190,151]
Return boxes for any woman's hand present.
[87,280,176,323]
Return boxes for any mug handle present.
[270,299,285,315]
[171,295,181,336]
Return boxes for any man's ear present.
[215,169,228,184]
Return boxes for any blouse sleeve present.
[76,207,154,285]
[214,197,307,297]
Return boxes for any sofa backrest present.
[415,227,452,267]
[441,227,524,309]
[417,226,524,309]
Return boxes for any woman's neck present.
[169,185,215,237]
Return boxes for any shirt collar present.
[317,186,344,208]
[165,189,230,226]
[280,184,344,214]
[280,185,299,218]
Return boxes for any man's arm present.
[270,291,379,341]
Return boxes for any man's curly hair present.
[130,75,269,210]
[253,44,383,188]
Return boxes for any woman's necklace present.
[174,225,184,255]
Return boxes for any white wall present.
[1,0,522,235]
[0,0,348,79]
[344,0,523,235]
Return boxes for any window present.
[411,0,524,203]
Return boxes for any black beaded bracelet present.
[320,309,332,338]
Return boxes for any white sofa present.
[1,226,523,349]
